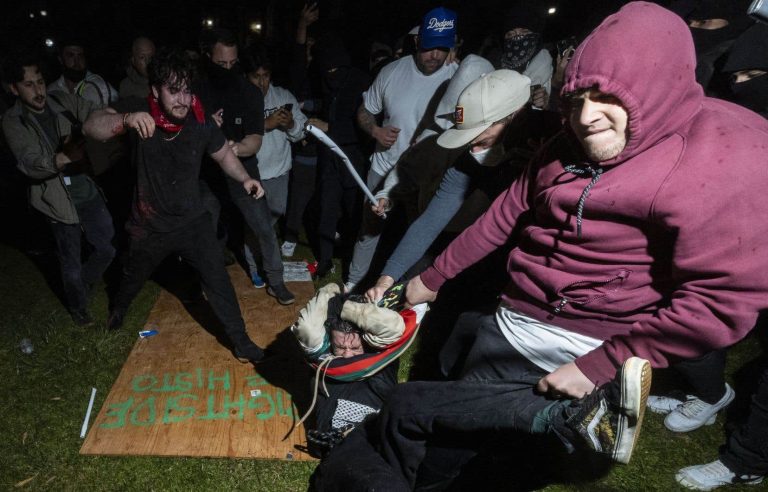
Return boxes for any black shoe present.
[71,308,94,327]
[233,340,265,363]
[106,310,125,331]
[563,357,651,464]
[267,283,295,305]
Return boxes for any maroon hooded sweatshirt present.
[420,2,768,385]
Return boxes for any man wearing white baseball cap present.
[438,69,531,151]
[366,69,531,302]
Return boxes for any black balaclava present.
[724,23,768,115]
[730,75,768,115]
[688,0,752,56]
[314,36,351,94]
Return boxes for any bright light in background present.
[40,10,47,16]
[249,22,262,33]
[203,18,214,27]
[29,12,35,18]
[548,7,557,14]
[44,38,54,48]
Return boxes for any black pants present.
[672,349,728,404]
[315,314,567,490]
[48,194,115,312]
[284,158,317,244]
[721,364,768,476]
[316,145,365,266]
[112,214,250,345]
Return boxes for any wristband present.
[122,112,131,130]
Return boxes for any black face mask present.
[501,32,541,72]
[322,67,349,94]
[63,67,86,83]
[690,26,735,57]
[730,74,768,114]
[208,61,241,89]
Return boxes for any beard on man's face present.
[160,100,190,123]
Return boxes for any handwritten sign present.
[100,369,294,429]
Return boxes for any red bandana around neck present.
[147,93,206,133]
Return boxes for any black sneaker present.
[71,308,94,327]
[267,283,295,305]
[565,357,651,464]
[233,340,265,363]
[106,310,125,331]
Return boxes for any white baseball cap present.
[437,69,531,149]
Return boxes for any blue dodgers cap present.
[419,7,457,50]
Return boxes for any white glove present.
[292,283,340,352]
[340,301,405,349]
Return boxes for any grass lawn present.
[1,239,764,491]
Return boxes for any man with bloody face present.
[84,48,266,363]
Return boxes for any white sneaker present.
[281,241,296,257]
[647,394,686,414]
[664,384,735,432]
[676,459,763,491]
[343,282,356,294]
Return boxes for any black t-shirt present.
[196,76,264,187]
[112,98,226,235]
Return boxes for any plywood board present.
[80,265,317,460]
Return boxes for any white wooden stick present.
[306,124,379,206]
[80,387,97,439]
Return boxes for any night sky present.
[1,0,667,84]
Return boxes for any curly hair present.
[147,47,197,91]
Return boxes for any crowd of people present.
[1,0,767,490]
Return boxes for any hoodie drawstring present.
[563,164,603,237]
[295,355,341,431]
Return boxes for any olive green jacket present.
[2,92,94,224]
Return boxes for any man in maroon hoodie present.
[311,2,768,490]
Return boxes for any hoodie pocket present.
[553,269,632,314]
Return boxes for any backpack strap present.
[47,93,80,128]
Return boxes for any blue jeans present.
[237,194,284,285]
[48,194,115,312]
[244,172,289,277]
